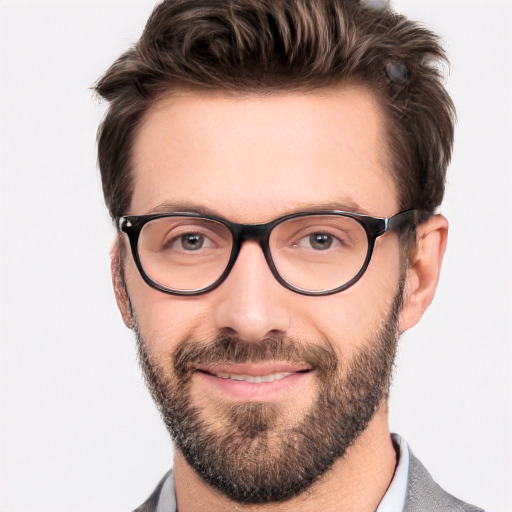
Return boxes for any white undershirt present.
[376,433,409,512]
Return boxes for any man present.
[95,0,484,510]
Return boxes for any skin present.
[113,85,448,511]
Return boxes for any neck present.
[173,407,397,512]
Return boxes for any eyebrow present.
[290,200,372,216]
[144,199,372,219]
[146,201,221,216]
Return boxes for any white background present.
[0,1,511,511]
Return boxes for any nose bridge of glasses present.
[230,222,274,263]
[235,222,270,242]
[224,221,276,280]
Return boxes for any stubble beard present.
[134,285,403,505]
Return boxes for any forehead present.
[130,86,399,220]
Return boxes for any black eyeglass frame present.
[117,209,425,296]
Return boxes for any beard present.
[134,285,403,505]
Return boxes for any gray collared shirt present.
[153,433,409,512]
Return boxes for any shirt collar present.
[376,433,410,512]
[156,470,176,512]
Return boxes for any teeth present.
[214,372,293,383]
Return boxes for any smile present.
[194,363,313,401]
[208,371,294,383]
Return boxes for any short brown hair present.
[95,0,455,220]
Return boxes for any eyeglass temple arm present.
[386,209,430,233]
[117,217,133,231]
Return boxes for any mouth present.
[194,363,313,401]
[206,371,296,383]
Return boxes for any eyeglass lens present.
[137,215,369,293]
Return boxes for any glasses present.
[117,209,423,296]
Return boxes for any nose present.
[213,241,292,342]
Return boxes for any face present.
[120,86,405,503]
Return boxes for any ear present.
[111,240,135,329]
[399,214,448,332]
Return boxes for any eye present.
[180,233,206,251]
[308,233,334,250]
[294,231,345,251]
[164,232,216,252]
[141,217,232,258]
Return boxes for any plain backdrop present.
[0,1,511,511]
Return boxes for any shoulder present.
[404,450,485,512]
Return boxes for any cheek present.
[293,293,378,359]
[297,243,402,358]
[124,258,214,354]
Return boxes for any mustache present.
[172,335,339,380]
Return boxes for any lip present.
[196,362,311,376]
[194,362,313,401]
